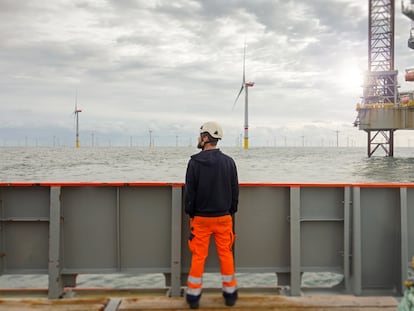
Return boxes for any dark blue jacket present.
[185,149,239,217]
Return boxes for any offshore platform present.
[354,0,414,157]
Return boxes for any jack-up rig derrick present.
[355,0,414,157]
[355,0,398,157]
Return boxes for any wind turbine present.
[73,93,82,148]
[233,42,254,149]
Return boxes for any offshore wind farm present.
[4,1,414,153]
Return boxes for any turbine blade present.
[74,90,78,112]
[232,39,247,111]
[232,84,244,110]
[242,40,246,84]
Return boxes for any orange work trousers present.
[187,215,237,296]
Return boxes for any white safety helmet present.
[199,121,223,140]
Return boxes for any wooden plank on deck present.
[0,295,399,311]
[0,298,109,311]
[119,295,399,311]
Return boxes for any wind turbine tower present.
[74,100,82,148]
[233,43,254,149]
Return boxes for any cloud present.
[0,0,411,147]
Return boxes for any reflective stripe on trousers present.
[187,215,237,294]
[186,275,202,296]
[222,274,237,294]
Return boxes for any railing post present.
[343,186,351,293]
[352,186,362,295]
[400,187,408,294]
[48,186,63,299]
[170,185,182,297]
[116,187,121,271]
[290,186,301,296]
[0,187,4,276]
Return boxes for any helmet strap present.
[197,134,214,150]
[197,135,207,150]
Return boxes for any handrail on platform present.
[0,182,412,299]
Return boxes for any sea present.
[1,146,414,290]
[2,146,414,183]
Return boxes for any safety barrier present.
[0,182,412,298]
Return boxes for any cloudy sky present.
[1,0,414,147]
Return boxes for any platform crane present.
[402,0,414,85]
[402,0,414,49]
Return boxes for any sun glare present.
[336,61,364,91]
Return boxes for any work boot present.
[223,290,238,306]
[186,293,201,309]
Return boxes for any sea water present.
[2,146,414,183]
[1,146,414,289]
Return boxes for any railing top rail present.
[352,182,414,188]
[2,182,414,188]
[0,182,184,187]
[240,182,353,187]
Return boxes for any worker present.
[184,121,239,309]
